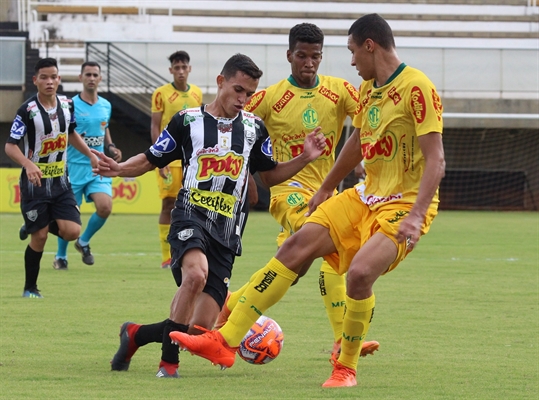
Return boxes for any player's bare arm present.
[395,132,445,248]
[91,150,155,178]
[308,129,363,214]
[258,127,326,187]
[151,111,170,179]
[4,142,43,186]
[104,127,122,162]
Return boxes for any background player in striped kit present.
[53,61,122,270]
[93,53,327,378]
[5,58,98,297]
[151,51,203,269]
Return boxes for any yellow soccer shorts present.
[155,164,183,200]
[307,188,437,276]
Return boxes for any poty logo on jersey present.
[319,85,339,104]
[344,81,359,102]
[411,86,426,123]
[197,152,244,181]
[245,90,265,112]
[302,105,319,130]
[272,90,294,113]
[150,130,177,157]
[10,115,26,139]
[40,133,67,156]
[261,137,273,157]
[432,89,443,121]
[289,133,334,158]
[367,106,381,129]
[361,131,398,162]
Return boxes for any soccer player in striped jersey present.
[168,14,445,388]
[5,58,99,298]
[93,54,327,378]
[151,51,203,269]
[221,23,379,360]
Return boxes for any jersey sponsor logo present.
[388,86,402,105]
[361,131,398,162]
[432,89,443,121]
[154,92,163,110]
[83,135,105,147]
[272,90,294,113]
[302,105,319,130]
[40,133,67,156]
[254,269,277,293]
[319,271,327,296]
[261,137,273,157]
[189,188,236,218]
[387,210,409,224]
[367,106,381,129]
[361,192,403,207]
[196,145,220,156]
[168,92,179,103]
[319,85,339,104]
[344,81,359,102]
[355,88,372,115]
[177,228,194,241]
[197,152,244,181]
[10,115,26,139]
[244,90,266,112]
[411,86,426,123]
[192,92,201,104]
[286,192,304,206]
[300,91,315,99]
[289,133,334,158]
[150,130,177,157]
[36,161,65,178]
[183,114,196,126]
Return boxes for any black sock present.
[134,320,167,347]
[161,319,188,365]
[24,245,43,291]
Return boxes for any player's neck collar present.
[287,75,319,89]
[172,82,190,92]
[373,63,407,89]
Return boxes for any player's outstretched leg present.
[110,322,141,371]
[170,326,237,370]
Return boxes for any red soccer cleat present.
[322,360,357,387]
[330,339,380,364]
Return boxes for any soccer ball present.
[237,315,284,365]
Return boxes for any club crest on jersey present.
[177,229,194,241]
[261,137,273,157]
[367,106,381,129]
[150,129,177,157]
[26,210,38,222]
[10,115,26,139]
[302,104,319,130]
[245,129,256,146]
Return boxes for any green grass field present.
[0,210,537,399]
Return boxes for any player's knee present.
[95,203,112,218]
[59,225,81,241]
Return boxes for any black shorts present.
[21,190,81,234]
[168,221,234,309]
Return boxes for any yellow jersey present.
[151,82,203,167]
[353,64,443,210]
[244,75,358,197]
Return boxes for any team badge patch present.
[261,137,273,157]
[26,210,38,222]
[150,129,177,157]
[10,115,26,139]
[178,229,194,241]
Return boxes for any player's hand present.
[301,127,326,162]
[395,212,423,250]
[159,166,170,179]
[306,187,333,216]
[109,146,122,162]
[24,162,42,187]
[90,149,121,177]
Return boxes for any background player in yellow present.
[151,51,203,268]
[218,23,378,359]
[170,13,445,388]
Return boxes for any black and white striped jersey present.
[144,106,277,255]
[7,94,77,200]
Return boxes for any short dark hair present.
[289,23,324,51]
[348,13,395,50]
[34,58,58,74]
[168,50,190,65]
[81,61,101,73]
[220,53,263,81]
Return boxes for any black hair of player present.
[348,13,396,51]
[220,53,263,81]
[169,51,190,65]
[81,61,101,73]
[34,58,58,74]
[288,23,324,51]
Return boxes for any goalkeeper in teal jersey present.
[53,61,122,270]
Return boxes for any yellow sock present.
[220,257,297,347]
[339,294,376,370]
[319,261,346,343]
[158,224,170,264]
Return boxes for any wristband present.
[107,143,116,149]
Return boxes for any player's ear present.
[188,65,192,73]
[216,74,225,88]
[78,74,82,82]
[286,49,292,64]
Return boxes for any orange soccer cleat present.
[322,360,357,387]
[169,326,237,370]
[330,339,380,364]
